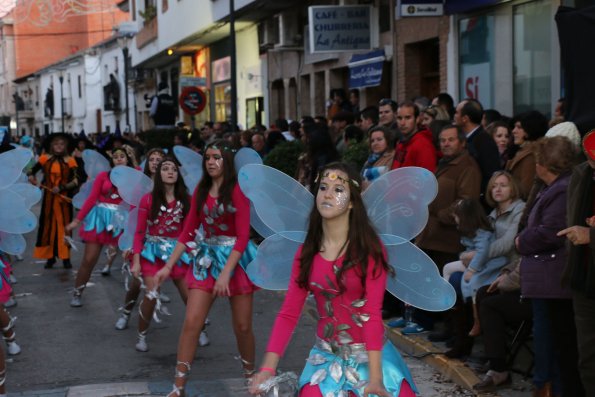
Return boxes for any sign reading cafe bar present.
[308,5,377,53]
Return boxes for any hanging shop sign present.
[348,49,385,89]
[308,5,377,53]
[401,1,444,17]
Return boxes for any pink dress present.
[266,246,417,397]
[132,193,190,279]
[76,171,124,246]
[0,256,12,304]
[178,184,258,295]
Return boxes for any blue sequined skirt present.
[141,235,191,266]
[299,337,417,397]
[186,236,258,295]
[81,203,127,241]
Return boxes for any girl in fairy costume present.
[129,155,191,352]
[155,140,259,396]
[250,162,417,397]
[66,146,136,307]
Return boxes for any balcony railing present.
[136,17,158,49]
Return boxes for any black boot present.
[444,303,474,359]
[44,258,56,269]
[63,259,72,269]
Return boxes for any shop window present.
[214,83,231,122]
[246,97,263,129]
[458,14,495,108]
[513,0,551,117]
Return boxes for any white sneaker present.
[135,332,148,352]
[3,297,16,308]
[159,292,171,303]
[70,294,82,307]
[9,274,17,284]
[6,341,20,355]
[100,264,111,276]
[199,330,210,347]
[115,313,130,330]
[15,254,23,261]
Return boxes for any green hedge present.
[264,140,305,178]
[342,140,368,171]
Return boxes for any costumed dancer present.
[27,133,79,269]
[155,140,259,397]
[250,163,417,397]
[129,155,191,352]
[115,147,166,329]
[66,146,136,307]
[0,254,20,356]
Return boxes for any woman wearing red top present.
[66,147,136,307]
[249,163,416,397]
[130,156,191,352]
[155,140,258,397]
[114,147,165,331]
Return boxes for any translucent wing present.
[363,167,437,241]
[234,147,262,171]
[82,149,110,179]
[0,148,32,189]
[73,150,112,209]
[0,211,37,234]
[9,183,42,208]
[246,233,303,290]
[118,207,138,251]
[250,203,275,239]
[0,232,26,255]
[73,182,92,209]
[382,235,456,312]
[238,164,313,234]
[173,146,203,193]
[110,166,153,206]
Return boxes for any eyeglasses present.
[378,98,397,107]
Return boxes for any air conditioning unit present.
[276,12,302,49]
[258,17,279,49]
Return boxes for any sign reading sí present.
[308,5,377,53]
[179,87,207,116]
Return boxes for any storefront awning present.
[445,0,503,14]
[348,49,385,89]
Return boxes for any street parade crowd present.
[0,90,593,397]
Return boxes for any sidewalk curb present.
[385,325,502,397]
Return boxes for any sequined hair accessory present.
[316,170,360,189]
[207,143,237,153]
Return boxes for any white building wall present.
[236,25,262,129]
[131,0,216,67]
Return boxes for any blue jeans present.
[532,298,562,394]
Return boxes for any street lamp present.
[58,73,65,133]
[117,34,132,132]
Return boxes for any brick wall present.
[13,1,128,78]
[395,15,450,101]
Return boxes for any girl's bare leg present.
[229,293,256,377]
[71,242,102,306]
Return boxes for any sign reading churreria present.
[308,5,375,53]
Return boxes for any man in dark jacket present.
[558,131,595,396]
[454,98,501,194]
[149,81,176,128]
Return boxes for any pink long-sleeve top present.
[266,246,388,356]
[178,183,250,254]
[76,171,123,221]
[132,193,189,255]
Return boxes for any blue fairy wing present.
[246,233,304,290]
[363,167,437,241]
[0,191,36,233]
[173,145,203,193]
[238,164,313,234]
[381,235,456,312]
[9,183,42,208]
[118,207,138,251]
[82,149,110,179]
[0,148,32,189]
[109,166,154,206]
[73,182,92,209]
[234,147,262,171]
[250,203,275,239]
[0,232,26,255]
